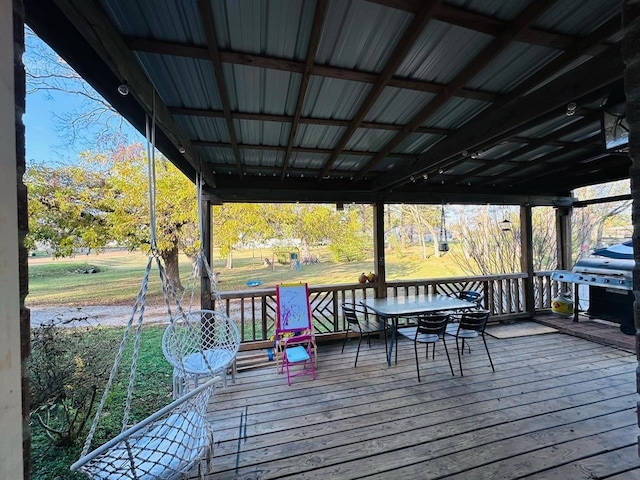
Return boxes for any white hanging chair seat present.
[163,309,241,395]
[71,377,218,480]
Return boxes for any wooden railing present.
[215,271,563,346]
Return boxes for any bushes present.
[29,321,118,447]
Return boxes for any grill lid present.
[551,242,634,290]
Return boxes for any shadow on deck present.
[203,327,640,479]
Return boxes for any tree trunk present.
[161,245,183,291]
[226,250,233,269]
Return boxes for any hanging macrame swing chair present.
[161,173,241,397]
[70,107,221,480]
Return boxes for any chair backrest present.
[416,314,449,337]
[162,310,241,369]
[458,310,490,333]
[276,283,312,334]
[459,290,483,307]
[342,302,371,327]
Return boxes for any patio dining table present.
[362,295,476,366]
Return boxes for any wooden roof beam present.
[318,0,443,179]
[52,0,217,188]
[378,15,621,188]
[471,138,600,189]
[280,0,327,180]
[168,106,454,136]
[191,140,416,160]
[198,0,243,178]
[355,0,558,180]
[367,0,602,51]
[124,37,498,103]
[448,114,599,182]
[370,42,624,191]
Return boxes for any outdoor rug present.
[485,321,558,339]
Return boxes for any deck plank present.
[200,332,638,480]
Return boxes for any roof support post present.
[555,207,572,271]
[2,0,27,478]
[622,0,640,445]
[520,205,535,317]
[373,201,386,299]
[200,198,213,310]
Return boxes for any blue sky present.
[24,29,143,166]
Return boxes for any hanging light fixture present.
[439,202,449,252]
[500,219,512,231]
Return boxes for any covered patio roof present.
[25,0,627,206]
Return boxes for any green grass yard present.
[27,245,465,307]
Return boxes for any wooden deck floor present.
[203,331,640,480]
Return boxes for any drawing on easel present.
[276,283,311,331]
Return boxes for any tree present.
[212,203,273,269]
[291,204,341,261]
[402,204,442,258]
[25,162,111,257]
[328,208,370,262]
[450,205,521,275]
[25,143,199,290]
[571,181,632,261]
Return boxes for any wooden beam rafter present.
[366,0,609,52]
[198,0,243,178]
[124,36,498,102]
[370,42,624,191]
[471,139,600,189]
[52,0,218,188]
[355,0,558,180]
[280,0,327,180]
[449,114,599,183]
[422,14,622,182]
[318,0,443,178]
[168,106,454,136]
[191,139,416,160]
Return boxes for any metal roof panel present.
[234,119,291,146]
[346,128,397,152]
[426,98,491,129]
[392,133,441,155]
[467,42,561,93]
[135,53,221,109]
[222,64,301,115]
[295,124,346,149]
[289,151,330,171]
[195,145,235,166]
[316,0,412,72]
[333,154,369,174]
[442,0,529,20]
[240,148,283,167]
[304,76,372,119]
[535,0,623,35]
[396,20,493,84]
[212,0,315,59]
[102,0,205,43]
[174,115,229,142]
[365,87,435,124]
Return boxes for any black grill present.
[551,243,635,335]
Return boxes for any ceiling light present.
[117,83,129,96]
[566,102,577,116]
[178,145,186,154]
[500,219,512,231]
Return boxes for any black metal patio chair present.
[341,303,388,367]
[446,310,494,376]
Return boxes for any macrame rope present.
[81,255,154,457]
[146,92,158,252]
